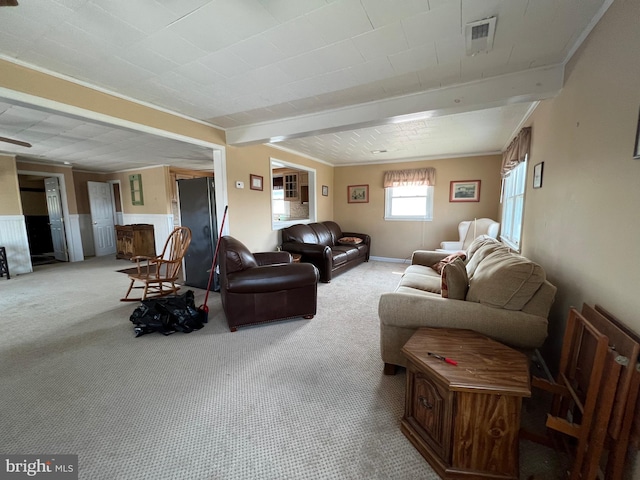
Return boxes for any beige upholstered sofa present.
[378,236,557,374]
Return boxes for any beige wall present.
[19,177,48,216]
[520,0,640,370]
[226,144,334,252]
[0,155,21,215]
[15,161,78,215]
[73,171,108,215]
[105,166,170,215]
[334,155,502,260]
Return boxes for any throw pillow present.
[338,236,363,245]
[431,252,467,275]
[440,257,469,300]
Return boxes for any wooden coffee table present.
[401,328,531,480]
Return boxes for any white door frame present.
[108,179,124,226]
[18,169,83,262]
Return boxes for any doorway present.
[18,174,67,265]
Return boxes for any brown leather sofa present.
[219,236,319,332]
[280,221,370,283]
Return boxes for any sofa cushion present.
[281,224,319,244]
[309,223,333,246]
[431,252,466,274]
[399,272,442,294]
[466,235,501,260]
[405,264,440,278]
[324,221,343,244]
[465,242,508,278]
[331,250,349,266]
[440,258,468,300]
[466,249,546,310]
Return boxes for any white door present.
[88,181,116,256]
[45,177,69,262]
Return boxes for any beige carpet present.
[0,256,565,479]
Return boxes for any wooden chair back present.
[120,226,192,302]
[156,226,192,280]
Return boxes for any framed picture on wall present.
[533,162,544,188]
[449,180,480,202]
[322,185,329,196]
[347,184,368,203]
[250,174,263,191]
[634,107,640,159]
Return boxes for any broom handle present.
[202,205,228,305]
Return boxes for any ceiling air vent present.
[465,16,497,56]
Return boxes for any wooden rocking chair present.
[120,227,192,302]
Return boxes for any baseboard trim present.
[370,255,411,264]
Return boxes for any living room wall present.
[520,0,640,364]
[226,144,334,252]
[0,155,21,215]
[333,155,502,260]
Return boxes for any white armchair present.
[437,218,500,253]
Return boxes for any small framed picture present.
[449,180,481,202]
[250,174,263,191]
[634,108,640,159]
[322,185,329,196]
[533,162,544,188]
[347,184,369,203]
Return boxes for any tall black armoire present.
[177,177,219,291]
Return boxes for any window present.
[384,185,434,221]
[500,158,527,250]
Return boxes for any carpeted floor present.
[0,256,566,479]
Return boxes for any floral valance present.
[501,127,531,177]
[383,167,436,188]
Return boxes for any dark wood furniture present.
[0,246,9,279]
[401,327,530,480]
[116,224,156,260]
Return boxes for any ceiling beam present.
[225,65,564,147]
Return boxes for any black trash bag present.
[129,290,205,337]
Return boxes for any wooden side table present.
[401,328,531,480]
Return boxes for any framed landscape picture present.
[449,180,481,202]
[347,184,369,203]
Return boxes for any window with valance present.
[383,167,436,221]
[383,167,436,187]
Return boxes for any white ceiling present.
[0,0,611,171]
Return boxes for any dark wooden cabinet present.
[401,328,530,480]
[116,224,155,260]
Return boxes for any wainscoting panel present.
[67,214,84,262]
[0,215,32,275]
[121,214,173,256]
[78,214,95,257]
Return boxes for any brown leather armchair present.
[219,236,319,332]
